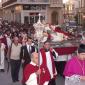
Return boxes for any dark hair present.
[44,40,51,44]
[27,36,32,40]
[78,44,85,53]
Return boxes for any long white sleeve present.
[26,73,38,85]
[44,81,49,85]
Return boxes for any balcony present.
[17,0,50,4]
[2,0,17,7]
[50,0,63,8]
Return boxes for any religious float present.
[33,14,81,76]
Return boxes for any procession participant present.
[4,30,11,57]
[63,44,85,85]
[0,39,6,72]
[23,52,50,85]
[0,33,8,54]
[8,36,22,83]
[40,40,58,85]
[81,32,85,44]
[20,36,36,69]
[4,30,12,48]
[20,31,28,46]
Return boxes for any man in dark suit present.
[20,37,35,69]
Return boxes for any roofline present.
[2,2,50,9]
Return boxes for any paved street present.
[0,61,22,85]
[0,61,65,85]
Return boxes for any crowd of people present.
[0,19,85,85]
[0,20,58,85]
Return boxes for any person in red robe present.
[22,52,50,85]
[40,40,58,85]
[0,34,8,57]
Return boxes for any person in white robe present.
[0,40,5,72]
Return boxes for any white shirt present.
[27,44,31,53]
[10,43,22,60]
[6,36,12,47]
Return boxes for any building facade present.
[79,0,85,27]
[0,1,3,18]
[63,0,85,26]
[2,0,63,25]
[64,0,77,23]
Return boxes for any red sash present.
[40,48,56,78]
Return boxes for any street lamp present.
[33,13,45,85]
[34,14,45,40]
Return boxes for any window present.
[23,5,46,10]
[24,16,29,24]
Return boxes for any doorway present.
[51,11,58,25]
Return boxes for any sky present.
[63,0,69,3]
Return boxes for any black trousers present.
[10,59,21,82]
[48,78,56,85]
[55,61,66,76]
[22,84,26,85]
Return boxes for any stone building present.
[2,0,63,25]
